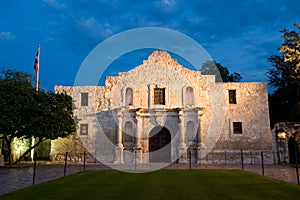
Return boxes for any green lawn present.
[1,170,300,200]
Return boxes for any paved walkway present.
[0,163,299,195]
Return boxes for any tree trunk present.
[5,137,12,165]
[8,144,12,165]
[15,138,45,164]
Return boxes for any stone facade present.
[52,50,274,164]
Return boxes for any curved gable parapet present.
[115,50,207,90]
[99,50,212,110]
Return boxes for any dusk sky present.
[1,0,299,92]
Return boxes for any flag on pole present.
[34,44,40,74]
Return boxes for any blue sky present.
[0,0,299,92]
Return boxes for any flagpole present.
[32,44,40,161]
[35,44,40,92]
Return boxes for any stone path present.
[0,163,299,195]
[0,163,109,195]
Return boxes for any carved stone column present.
[177,110,187,163]
[114,109,124,164]
[147,84,151,109]
[133,111,143,164]
[196,108,205,164]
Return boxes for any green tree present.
[279,22,300,76]
[268,22,300,126]
[0,70,36,164]
[0,69,76,164]
[16,90,76,162]
[201,61,242,82]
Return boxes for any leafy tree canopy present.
[0,70,36,163]
[268,22,300,125]
[279,22,300,76]
[0,69,76,164]
[201,61,242,82]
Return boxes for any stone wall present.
[213,82,273,151]
[51,50,274,164]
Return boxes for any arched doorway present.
[288,137,300,164]
[149,126,171,163]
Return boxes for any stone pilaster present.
[147,84,151,109]
[114,109,124,164]
[196,109,205,163]
[133,111,143,164]
[178,110,187,163]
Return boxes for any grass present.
[1,169,300,200]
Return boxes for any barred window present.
[81,93,88,106]
[154,88,165,105]
[228,90,237,104]
[80,124,88,135]
[233,122,242,134]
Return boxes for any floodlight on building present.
[277,132,286,139]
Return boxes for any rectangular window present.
[228,90,237,104]
[154,88,165,105]
[233,122,242,134]
[80,124,88,135]
[81,93,88,106]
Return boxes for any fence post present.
[134,150,137,171]
[95,150,97,165]
[32,152,37,186]
[261,151,264,176]
[225,150,227,165]
[294,143,299,185]
[241,149,244,170]
[64,152,68,176]
[250,151,253,165]
[83,151,86,171]
[189,150,192,170]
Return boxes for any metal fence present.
[39,150,299,185]
[198,150,277,165]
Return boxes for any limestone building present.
[52,50,274,164]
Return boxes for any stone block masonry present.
[52,50,275,164]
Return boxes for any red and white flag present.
[34,44,40,74]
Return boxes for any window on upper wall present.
[228,90,237,104]
[80,124,88,135]
[81,93,88,106]
[154,88,165,105]
[233,122,242,134]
